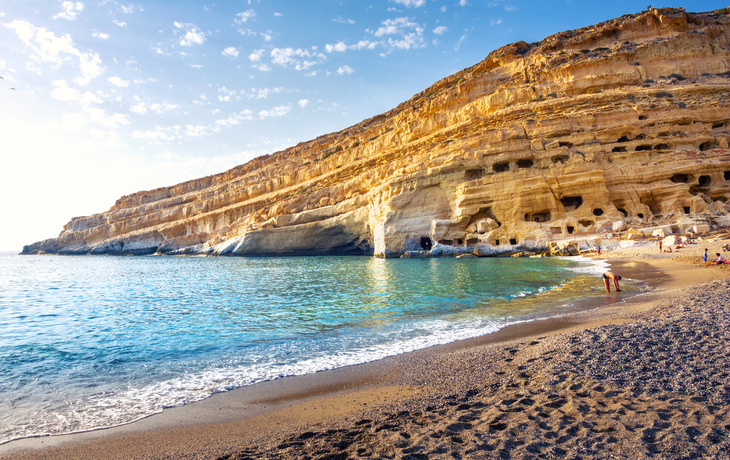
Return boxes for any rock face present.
[23,8,730,257]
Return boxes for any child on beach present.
[602,271,621,293]
[712,253,726,265]
[704,248,708,265]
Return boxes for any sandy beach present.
[2,236,729,460]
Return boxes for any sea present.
[0,251,644,445]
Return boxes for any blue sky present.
[0,1,726,250]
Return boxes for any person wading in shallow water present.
[602,271,622,294]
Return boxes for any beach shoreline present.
[2,240,729,459]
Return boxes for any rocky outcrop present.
[23,7,730,257]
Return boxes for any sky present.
[0,1,726,251]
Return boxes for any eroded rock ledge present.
[23,7,730,257]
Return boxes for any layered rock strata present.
[23,7,730,257]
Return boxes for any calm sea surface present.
[0,252,641,444]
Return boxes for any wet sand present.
[2,240,729,459]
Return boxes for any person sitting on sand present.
[712,253,726,265]
[602,271,622,293]
[664,247,673,253]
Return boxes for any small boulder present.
[612,220,627,232]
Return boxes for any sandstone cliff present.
[23,7,730,257]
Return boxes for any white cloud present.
[130,101,146,114]
[237,28,256,36]
[274,12,282,17]
[459,0,469,5]
[212,109,220,114]
[174,22,207,46]
[150,103,179,114]
[325,41,347,53]
[53,1,84,20]
[222,47,239,57]
[107,76,129,87]
[433,26,447,35]
[252,63,271,71]
[333,16,355,24]
[337,65,354,75]
[120,5,134,13]
[249,49,264,61]
[258,105,291,118]
[454,34,466,51]
[50,80,104,104]
[490,19,502,26]
[298,99,309,108]
[83,106,131,128]
[235,9,256,23]
[133,126,179,141]
[185,124,214,137]
[391,0,425,7]
[271,47,326,70]
[369,18,426,52]
[216,110,254,126]
[504,5,518,11]
[92,30,110,39]
[261,32,273,42]
[191,64,203,68]
[113,19,127,27]
[4,20,104,85]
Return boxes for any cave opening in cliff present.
[671,174,689,183]
[420,237,432,250]
[700,141,717,151]
[465,169,483,181]
[617,136,630,143]
[698,175,712,187]
[467,207,501,228]
[456,238,463,246]
[495,239,500,246]
[525,211,551,222]
[566,226,574,234]
[579,220,593,228]
[635,145,652,151]
[439,239,454,246]
[617,208,628,217]
[494,162,510,173]
[552,155,569,165]
[712,122,725,129]
[509,238,517,245]
[638,213,645,219]
[638,115,648,120]
[612,146,627,153]
[725,171,730,181]
[558,141,573,148]
[560,196,583,211]
[592,208,604,216]
[654,144,669,151]
[683,206,691,214]
[517,159,534,169]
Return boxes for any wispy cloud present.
[333,16,355,24]
[235,9,256,23]
[5,20,104,85]
[249,49,264,61]
[222,47,239,57]
[92,30,110,39]
[433,26,447,35]
[258,105,291,118]
[298,99,309,108]
[271,47,326,70]
[107,76,129,87]
[53,1,84,20]
[325,40,376,53]
[337,65,355,75]
[113,19,127,27]
[391,0,425,7]
[369,17,426,52]
[174,22,207,46]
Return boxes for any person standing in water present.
[602,271,622,293]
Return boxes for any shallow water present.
[0,252,641,444]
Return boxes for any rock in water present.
[23,7,730,257]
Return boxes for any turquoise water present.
[0,252,638,444]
